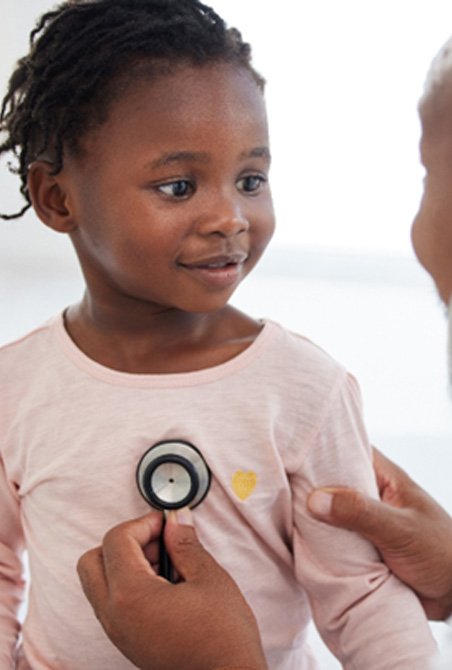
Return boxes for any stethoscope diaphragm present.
[136,440,211,511]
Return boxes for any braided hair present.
[0,0,264,219]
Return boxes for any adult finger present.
[101,512,164,590]
[77,546,109,613]
[371,446,416,503]
[164,508,222,582]
[372,446,405,476]
[307,487,410,547]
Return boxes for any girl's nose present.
[196,199,249,238]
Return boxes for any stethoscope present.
[136,440,211,582]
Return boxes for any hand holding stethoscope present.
[136,440,211,582]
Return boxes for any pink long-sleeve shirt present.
[0,314,436,669]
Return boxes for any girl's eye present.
[237,175,267,194]
[157,180,193,198]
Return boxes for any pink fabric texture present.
[0,314,436,669]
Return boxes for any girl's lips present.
[178,251,248,288]
[180,259,246,289]
[181,252,248,269]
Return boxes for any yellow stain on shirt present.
[232,471,257,501]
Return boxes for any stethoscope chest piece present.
[136,440,211,511]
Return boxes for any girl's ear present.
[27,161,77,233]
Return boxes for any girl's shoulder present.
[0,316,57,366]
[264,320,347,377]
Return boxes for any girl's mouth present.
[179,254,247,289]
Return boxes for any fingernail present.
[309,491,333,517]
[174,507,194,526]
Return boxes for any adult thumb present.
[164,508,221,582]
[307,487,408,548]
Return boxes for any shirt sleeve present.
[291,372,437,669]
[0,455,25,666]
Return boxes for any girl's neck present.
[63,296,262,374]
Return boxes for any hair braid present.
[0,0,264,220]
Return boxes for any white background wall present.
[3,2,452,667]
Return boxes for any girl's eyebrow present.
[240,146,271,162]
[148,146,271,170]
[149,151,210,168]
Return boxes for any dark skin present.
[308,447,452,621]
[28,63,275,375]
[28,61,274,669]
[411,72,452,304]
[79,449,452,669]
[308,80,452,624]
[78,510,268,670]
[32,58,452,669]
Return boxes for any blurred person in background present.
[308,35,452,668]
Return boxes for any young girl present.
[0,1,437,668]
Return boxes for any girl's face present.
[61,63,275,315]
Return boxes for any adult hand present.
[308,447,452,620]
[77,509,267,670]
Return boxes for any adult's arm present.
[308,447,452,620]
[77,508,267,670]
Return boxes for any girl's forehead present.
[75,63,269,165]
[116,62,265,116]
